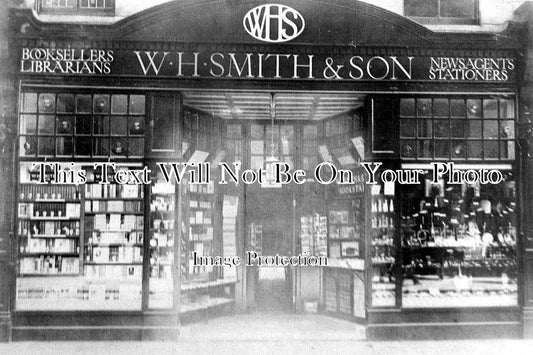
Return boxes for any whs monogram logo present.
[243,4,305,43]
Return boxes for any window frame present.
[399,96,517,162]
[36,0,116,16]
[404,0,480,25]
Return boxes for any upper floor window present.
[37,0,115,15]
[405,0,479,25]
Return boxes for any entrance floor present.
[179,312,366,341]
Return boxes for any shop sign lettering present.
[20,48,113,74]
[429,57,515,81]
[18,47,517,83]
[243,4,305,43]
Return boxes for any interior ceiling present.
[182,91,365,121]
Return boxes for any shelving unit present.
[17,182,82,276]
[83,167,144,282]
[183,182,216,280]
[148,174,176,309]
[370,193,396,307]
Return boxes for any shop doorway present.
[248,190,295,312]
[181,90,365,315]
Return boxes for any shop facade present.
[1,0,533,341]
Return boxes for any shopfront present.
[2,0,531,341]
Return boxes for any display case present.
[82,164,144,309]
[16,162,144,310]
[148,170,176,309]
[369,184,397,307]
[17,168,82,277]
[399,170,517,308]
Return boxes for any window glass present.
[20,115,37,134]
[400,96,516,161]
[441,0,476,18]
[19,92,145,158]
[405,0,438,17]
[21,93,37,113]
[400,171,517,308]
[16,163,143,311]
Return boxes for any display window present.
[396,95,518,308]
[16,162,144,310]
[399,169,517,307]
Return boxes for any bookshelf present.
[17,172,82,276]
[83,166,144,281]
[184,182,216,280]
[148,173,176,309]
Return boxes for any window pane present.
[280,125,294,140]
[441,0,476,18]
[20,114,36,134]
[417,99,432,117]
[56,116,74,135]
[501,121,515,139]
[111,95,128,114]
[38,137,55,156]
[434,120,449,138]
[38,115,55,134]
[93,116,109,135]
[57,94,75,113]
[400,119,416,138]
[467,120,482,138]
[110,116,127,135]
[251,124,264,139]
[400,98,416,117]
[405,0,438,17]
[483,99,498,118]
[467,141,482,159]
[129,95,145,114]
[265,125,280,140]
[450,120,465,138]
[281,139,293,155]
[418,140,433,158]
[111,138,127,155]
[417,120,432,138]
[499,100,515,119]
[129,117,145,136]
[251,140,264,155]
[501,141,515,159]
[21,93,37,113]
[401,140,416,158]
[450,99,465,117]
[129,138,144,157]
[483,120,498,139]
[484,141,499,159]
[93,138,109,156]
[75,116,92,135]
[467,99,481,118]
[56,137,73,156]
[38,94,55,113]
[433,99,449,117]
[434,140,449,158]
[20,136,36,156]
[76,95,92,113]
[251,156,263,170]
[451,140,466,159]
[93,95,110,113]
[75,137,91,156]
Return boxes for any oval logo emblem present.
[243,4,305,43]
